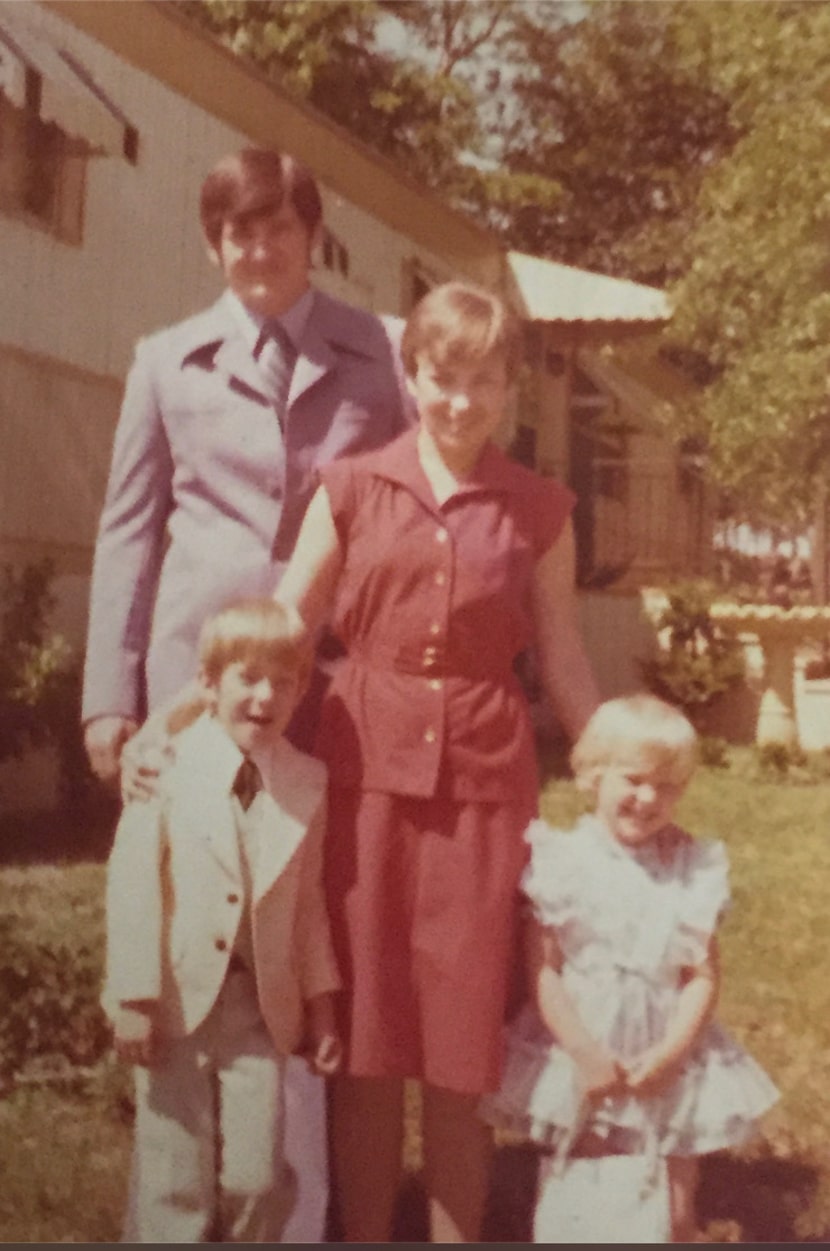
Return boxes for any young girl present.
[481,694,779,1244]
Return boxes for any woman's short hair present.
[570,693,698,793]
[400,281,523,381]
[198,597,312,689]
[200,147,323,249]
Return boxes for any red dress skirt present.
[324,786,535,1094]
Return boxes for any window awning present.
[507,250,671,325]
[0,10,126,156]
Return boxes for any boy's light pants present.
[123,971,294,1243]
[280,1058,329,1242]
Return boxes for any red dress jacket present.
[316,430,575,807]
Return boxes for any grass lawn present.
[1,754,828,1242]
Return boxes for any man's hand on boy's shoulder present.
[120,735,176,805]
[84,715,139,785]
[113,1003,161,1068]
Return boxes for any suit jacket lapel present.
[247,797,306,904]
[214,332,271,404]
[172,717,243,882]
[248,736,320,902]
[288,318,337,410]
[178,297,270,404]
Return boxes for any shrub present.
[0,560,69,765]
[0,560,97,805]
[756,740,808,778]
[642,580,746,728]
[698,736,731,769]
[0,916,110,1087]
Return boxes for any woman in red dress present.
[277,281,599,1242]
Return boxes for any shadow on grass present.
[386,1142,826,1243]
[698,1149,824,1243]
[0,791,119,867]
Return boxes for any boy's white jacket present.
[102,713,340,1055]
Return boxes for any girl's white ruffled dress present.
[481,816,779,1156]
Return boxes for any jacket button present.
[227,893,239,905]
[215,937,228,952]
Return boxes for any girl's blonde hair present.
[570,693,698,795]
[198,597,312,688]
[400,280,523,381]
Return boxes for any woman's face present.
[408,349,509,474]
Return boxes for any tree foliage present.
[663,1,830,525]
[505,0,830,525]
[177,0,516,197]
[177,0,830,525]
[487,0,737,284]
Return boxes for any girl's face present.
[408,348,509,474]
[594,757,685,849]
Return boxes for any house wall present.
[0,0,484,641]
[0,0,503,813]
[579,589,658,700]
[0,2,689,812]
[2,2,473,378]
[587,399,713,591]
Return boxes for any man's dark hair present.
[200,147,323,249]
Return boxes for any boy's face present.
[407,348,509,473]
[595,757,686,849]
[206,196,319,317]
[201,657,302,755]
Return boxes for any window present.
[321,227,349,278]
[0,67,86,242]
[401,258,443,312]
[0,12,134,244]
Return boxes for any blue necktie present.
[257,319,297,426]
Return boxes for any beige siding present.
[578,590,658,700]
[0,342,120,560]
[0,2,477,381]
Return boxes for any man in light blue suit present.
[82,146,413,1242]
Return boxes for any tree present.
[502,1,830,526]
[663,1,830,525]
[178,1,830,526]
[177,0,511,197]
[486,0,738,284]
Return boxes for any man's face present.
[208,197,318,316]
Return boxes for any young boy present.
[102,598,342,1243]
